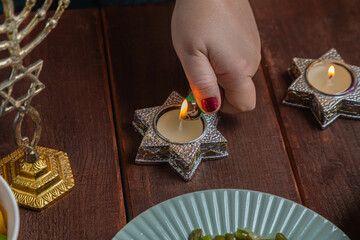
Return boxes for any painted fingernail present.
[201,97,219,113]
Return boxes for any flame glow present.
[179,99,188,120]
[328,65,335,78]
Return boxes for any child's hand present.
[172,0,261,114]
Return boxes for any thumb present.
[179,52,221,114]
[219,74,256,114]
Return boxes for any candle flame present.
[328,65,335,78]
[179,99,188,120]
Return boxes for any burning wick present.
[179,99,188,120]
[178,99,188,130]
[328,65,335,79]
[326,65,335,87]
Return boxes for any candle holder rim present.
[152,104,208,145]
[305,59,357,97]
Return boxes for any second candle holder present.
[133,91,228,181]
[284,48,360,128]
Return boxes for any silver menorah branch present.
[0,0,74,210]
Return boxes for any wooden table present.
[0,1,359,239]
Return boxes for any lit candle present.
[156,100,204,143]
[306,60,352,95]
[179,99,188,120]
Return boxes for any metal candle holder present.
[283,48,360,128]
[0,0,74,210]
[133,91,228,181]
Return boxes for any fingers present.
[179,52,221,114]
[219,75,256,114]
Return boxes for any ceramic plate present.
[113,189,349,240]
[0,176,19,240]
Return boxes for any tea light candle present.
[306,61,352,95]
[156,109,203,143]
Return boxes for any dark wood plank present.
[250,0,360,238]
[102,2,301,221]
[0,9,126,239]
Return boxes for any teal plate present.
[113,189,349,240]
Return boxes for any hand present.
[171,0,261,114]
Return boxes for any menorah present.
[0,0,74,210]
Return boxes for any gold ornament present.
[0,0,74,210]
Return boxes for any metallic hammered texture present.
[170,142,200,164]
[133,91,228,181]
[200,125,226,144]
[163,91,184,106]
[141,127,168,147]
[135,106,161,128]
[284,48,360,128]
[344,65,360,103]
[0,146,74,210]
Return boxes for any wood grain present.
[102,2,300,220]
[0,9,126,239]
[250,0,360,238]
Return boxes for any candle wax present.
[157,109,203,143]
[307,62,352,95]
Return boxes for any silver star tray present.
[133,91,228,181]
[283,48,360,129]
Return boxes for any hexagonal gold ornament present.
[0,147,74,210]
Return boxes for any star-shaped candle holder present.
[133,91,228,181]
[283,48,360,128]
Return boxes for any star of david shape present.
[0,60,45,116]
[283,48,360,129]
[133,91,228,181]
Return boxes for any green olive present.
[235,229,252,240]
[191,229,204,240]
[225,233,236,240]
[275,233,288,240]
[214,236,226,240]
[201,235,213,240]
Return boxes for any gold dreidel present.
[0,0,74,210]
